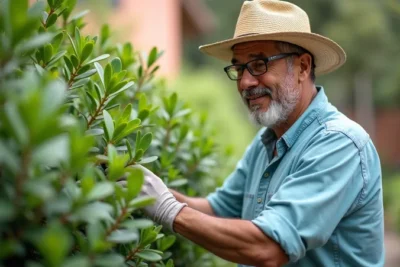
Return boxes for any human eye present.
[249,59,266,73]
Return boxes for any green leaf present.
[102,110,114,140]
[46,50,67,68]
[64,55,73,73]
[103,63,112,89]
[15,33,54,54]
[140,228,157,247]
[111,57,122,73]
[46,13,58,28]
[75,27,82,54]
[68,9,89,22]
[136,250,162,262]
[121,219,154,230]
[94,62,105,87]
[47,0,55,8]
[32,135,69,166]
[107,229,139,244]
[70,202,113,223]
[109,81,134,98]
[126,167,144,199]
[81,42,94,63]
[134,149,144,162]
[36,223,72,267]
[75,69,97,80]
[174,109,191,118]
[85,128,104,136]
[93,254,125,267]
[77,64,91,75]
[126,139,133,159]
[52,32,64,50]
[159,236,176,251]
[4,103,28,146]
[87,221,107,252]
[138,132,152,152]
[168,93,178,115]
[86,91,98,113]
[69,78,90,90]
[66,32,78,57]
[121,103,132,121]
[43,43,53,63]
[165,259,174,267]
[112,123,129,143]
[121,119,141,139]
[168,179,188,188]
[147,47,158,68]
[62,256,90,267]
[137,109,150,121]
[94,83,104,100]
[138,94,147,111]
[87,182,114,201]
[85,54,110,65]
[129,196,155,209]
[70,54,79,69]
[100,24,110,45]
[137,156,158,165]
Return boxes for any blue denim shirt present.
[207,87,384,267]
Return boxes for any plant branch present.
[87,95,108,128]
[125,246,140,262]
[105,204,128,237]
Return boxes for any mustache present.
[241,87,272,99]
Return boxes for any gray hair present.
[275,41,316,82]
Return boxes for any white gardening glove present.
[120,165,187,232]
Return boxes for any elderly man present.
[136,1,385,266]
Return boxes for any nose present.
[238,68,259,91]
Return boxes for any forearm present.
[169,189,215,216]
[173,207,288,267]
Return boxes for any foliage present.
[383,171,400,233]
[0,0,229,266]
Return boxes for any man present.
[135,1,384,266]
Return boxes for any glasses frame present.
[223,52,299,81]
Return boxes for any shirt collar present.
[261,86,328,149]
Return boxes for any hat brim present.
[199,32,346,75]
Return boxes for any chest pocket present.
[242,192,255,220]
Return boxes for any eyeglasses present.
[223,52,299,81]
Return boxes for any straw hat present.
[199,0,346,75]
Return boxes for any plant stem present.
[67,64,82,87]
[87,95,108,128]
[105,204,128,236]
[15,149,31,205]
[125,246,140,262]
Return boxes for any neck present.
[272,84,317,139]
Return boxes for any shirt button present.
[257,198,262,203]
[264,172,270,178]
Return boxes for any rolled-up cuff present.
[252,209,305,263]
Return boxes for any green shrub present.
[0,0,230,266]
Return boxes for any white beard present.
[246,74,300,128]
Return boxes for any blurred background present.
[75,0,400,265]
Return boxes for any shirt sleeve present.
[252,130,365,262]
[207,130,263,218]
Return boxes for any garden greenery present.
[0,0,229,266]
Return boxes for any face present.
[232,41,301,128]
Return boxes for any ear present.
[298,53,313,82]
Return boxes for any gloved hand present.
[119,165,187,232]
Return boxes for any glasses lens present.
[248,59,267,75]
[226,66,241,80]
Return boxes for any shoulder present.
[318,111,370,150]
